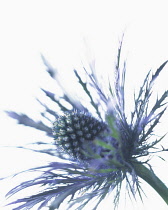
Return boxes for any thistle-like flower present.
[3,39,168,209]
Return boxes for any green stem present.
[133,162,168,205]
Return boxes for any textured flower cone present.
[53,111,123,168]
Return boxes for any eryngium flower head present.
[4,39,168,210]
[53,111,108,159]
[53,111,124,168]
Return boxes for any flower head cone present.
[3,39,168,209]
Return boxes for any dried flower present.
[3,38,168,209]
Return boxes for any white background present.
[0,0,168,209]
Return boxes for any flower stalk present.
[133,162,168,205]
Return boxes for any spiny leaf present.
[5,111,53,137]
[74,70,101,119]
[151,60,168,82]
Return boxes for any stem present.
[133,162,168,205]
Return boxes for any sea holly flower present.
[53,111,123,169]
[3,39,168,209]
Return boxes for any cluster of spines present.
[53,111,108,160]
